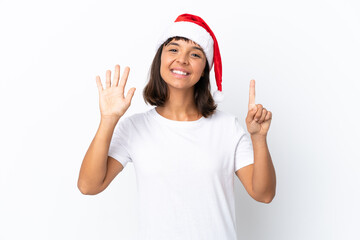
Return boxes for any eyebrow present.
[168,42,203,52]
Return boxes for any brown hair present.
[142,36,217,118]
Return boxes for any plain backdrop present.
[0,0,359,239]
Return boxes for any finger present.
[248,79,256,111]
[247,103,258,120]
[265,111,272,121]
[119,66,130,95]
[125,87,136,104]
[106,70,111,89]
[113,64,120,87]
[258,108,267,123]
[254,104,263,121]
[96,75,103,92]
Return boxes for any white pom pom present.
[213,90,225,103]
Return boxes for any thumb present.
[125,88,136,103]
[248,104,257,118]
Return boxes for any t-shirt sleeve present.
[234,117,254,172]
[108,117,133,168]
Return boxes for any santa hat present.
[156,13,224,103]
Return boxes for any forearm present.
[78,117,119,193]
[251,134,276,202]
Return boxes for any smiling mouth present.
[171,69,189,76]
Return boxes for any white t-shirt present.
[108,107,254,240]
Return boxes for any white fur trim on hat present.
[212,90,225,103]
[156,21,214,69]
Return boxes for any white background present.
[1,0,359,239]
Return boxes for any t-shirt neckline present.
[150,107,205,128]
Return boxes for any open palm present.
[96,65,136,119]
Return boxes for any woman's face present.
[160,38,207,92]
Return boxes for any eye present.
[169,49,178,52]
[192,53,201,58]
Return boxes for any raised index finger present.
[248,79,256,110]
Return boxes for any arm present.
[77,117,124,195]
[78,64,136,195]
[251,135,276,202]
[236,135,276,203]
[236,79,276,203]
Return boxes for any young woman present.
[78,13,276,240]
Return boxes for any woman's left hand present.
[245,79,272,137]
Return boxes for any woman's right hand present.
[96,64,136,119]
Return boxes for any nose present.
[176,52,189,65]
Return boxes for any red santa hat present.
[156,13,224,103]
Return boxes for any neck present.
[156,87,201,121]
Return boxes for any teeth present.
[172,70,188,75]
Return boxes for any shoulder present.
[207,109,239,130]
[210,109,238,123]
[118,108,153,127]
[210,109,247,135]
